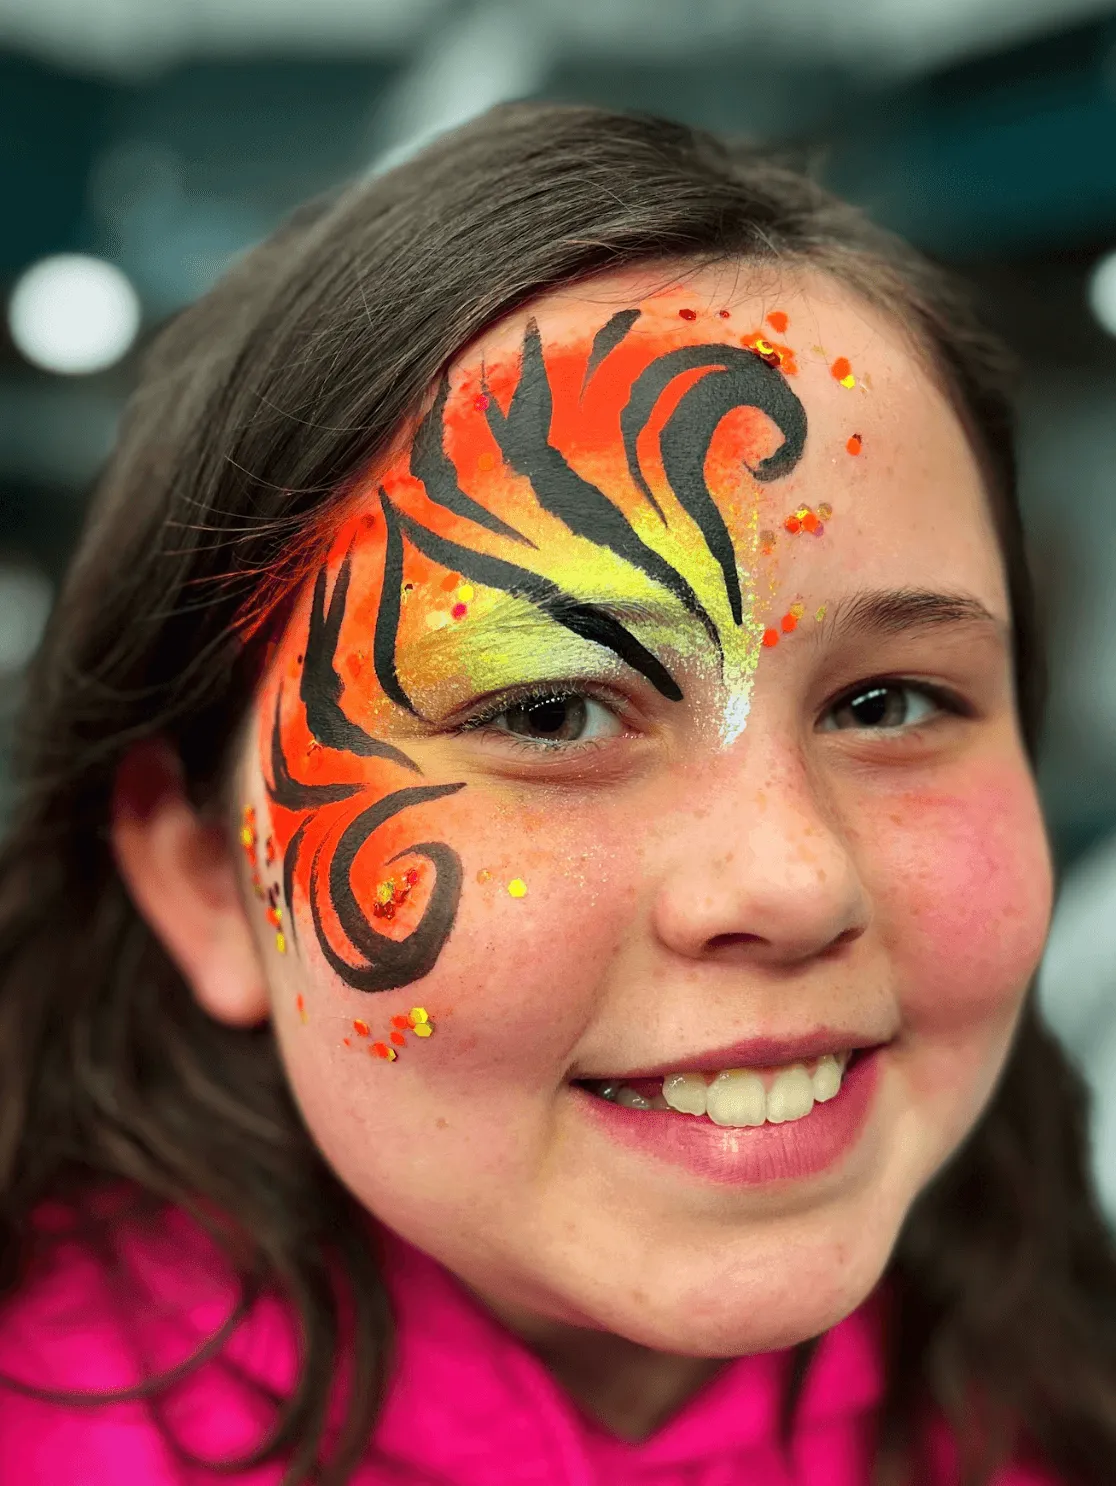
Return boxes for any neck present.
[469,1291,727,1441]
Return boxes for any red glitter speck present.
[391,1014,411,1029]
[473,393,489,412]
[353,1020,371,1038]
[451,603,467,619]
[718,309,731,319]
[801,511,820,534]
[403,867,419,886]
[847,433,862,455]
[767,310,789,333]
[390,1031,407,1047]
[784,516,801,534]
[831,356,852,382]
[371,1042,392,1059]
[762,629,779,648]
[781,613,798,634]
[678,308,697,321]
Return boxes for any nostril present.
[824,926,864,955]
[705,932,765,952]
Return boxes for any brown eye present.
[821,684,939,732]
[489,694,622,745]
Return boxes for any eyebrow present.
[816,588,1008,646]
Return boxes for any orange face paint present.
[258,295,811,1009]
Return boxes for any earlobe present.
[111,739,271,1027]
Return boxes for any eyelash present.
[449,676,970,748]
[453,681,630,750]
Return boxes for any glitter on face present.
[783,504,828,538]
[260,297,814,1001]
[678,308,697,321]
[759,529,776,555]
[346,1006,434,1060]
[789,600,805,619]
[830,356,856,389]
[296,993,308,1024]
[762,628,779,648]
[766,310,789,333]
[476,868,492,884]
[815,604,828,622]
[780,612,797,633]
[846,433,862,455]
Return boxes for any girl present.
[0,102,1113,1486]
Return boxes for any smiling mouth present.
[577,1050,860,1129]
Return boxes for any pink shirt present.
[0,1205,1060,1484]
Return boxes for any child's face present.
[236,266,1052,1355]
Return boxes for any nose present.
[649,749,870,968]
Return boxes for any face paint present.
[260,303,809,1006]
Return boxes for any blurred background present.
[2,0,1116,1206]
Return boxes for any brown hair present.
[1,101,1113,1485]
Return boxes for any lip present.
[584,1029,890,1081]
[573,1043,885,1185]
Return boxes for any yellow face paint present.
[259,298,810,999]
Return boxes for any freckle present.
[507,878,527,898]
[435,1117,448,1129]
[477,452,495,472]
[678,308,697,321]
[762,628,779,647]
[847,433,862,455]
[767,310,789,333]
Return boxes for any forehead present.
[388,263,1006,616]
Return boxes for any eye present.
[473,691,625,746]
[819,681,950,732]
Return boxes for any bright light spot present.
[8,254,141,375]
[1087,251,1116,338]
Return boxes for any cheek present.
[285,789,642,1091]
[862,762,1052,1071]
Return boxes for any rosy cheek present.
[864,765,1052,1038]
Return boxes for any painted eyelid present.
[458,685,630,733]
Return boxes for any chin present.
[570,1229,896,1358]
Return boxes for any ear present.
[111,738,270,1027]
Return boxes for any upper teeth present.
[647,1052,850,1127]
